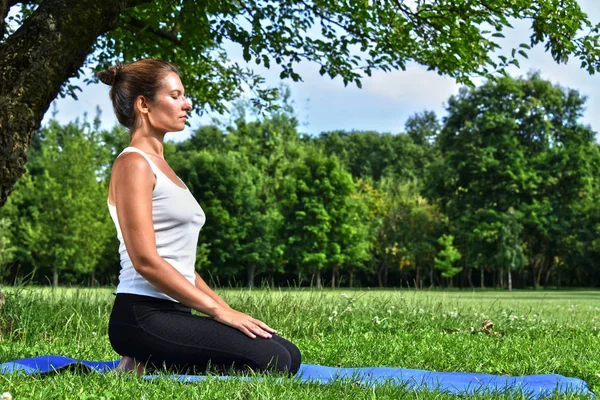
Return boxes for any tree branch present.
[0,0,152,207]
[2,1,44,41]
[6,0,31,9]
[2,0,37,18]
[123,16,183,46]
[0,1,10,36]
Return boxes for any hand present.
[213,308,277,339]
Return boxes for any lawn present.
[1,287,599,399]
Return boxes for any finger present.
[253,319,277,334]
[249,323,272,339]
[259,323,277,334]
[240,326,256,339]
[263,324,277,334]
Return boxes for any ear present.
[135,95,150,115]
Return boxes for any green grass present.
[1,287,599,399]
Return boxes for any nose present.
[183,97,192,111]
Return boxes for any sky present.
[42,0,600,142]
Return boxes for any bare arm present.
[194,271,231,311]
[112,153,275,338]
[114,153,221,314]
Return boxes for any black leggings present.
[108,293,301,375]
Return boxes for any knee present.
[286,342,302,375]
[260,347,293,374]
[261,342,301,375]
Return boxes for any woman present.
[98,59,301,375]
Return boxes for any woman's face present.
[145,72,192,133]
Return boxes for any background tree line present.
[2,73,600,289]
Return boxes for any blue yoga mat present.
[0,355,594,398]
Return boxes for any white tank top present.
[107,147,206,301]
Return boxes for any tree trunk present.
[377,264,384,287]
[535,263,544,289]
[383,266,388,287]
[415,264,420,289]
[499,267,504,289]
[53,268,58,287]
[0,0,149,207]
[331,266,339,288]
[532,253,546,289]
[349,268,354,288]
[315,269,322,289]
[430,265,434,288]
[247,264,256,288]
[480,267,484,289]
[331,269,335,288]
[467,267,473,289]
[508,269,512,291]
[544,266,552,288]
[0,2,10,36]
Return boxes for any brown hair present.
[97,59,179,130]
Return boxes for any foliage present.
[65,0,600,109]
[316,131,427,182]
[1,120,114,286]
[427,73,598,288]
[405,111,440,149]
[0,218,15,280]
[434,234,462,279]
[497,208,526,274]
[3,73,600,288]
[278,145,361,287]
[173,149,274,286]
[373,180,444,287]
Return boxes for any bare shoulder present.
[112,152,155,185]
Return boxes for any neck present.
[129,133,165,158]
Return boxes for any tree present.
[2,0,600,207]
[404,110,440,149]
[558,145,600,286]
[427,73,598,288]
[327,179,371,288]
[374,179,444,288]
[496,208,526,291]
[278,146,358,288]
[171,149,262,285]
[1,119,113,286]
[316,131,398,181]
[434,234,462,285]
[170,102,302,287]
[316,131,425,182]
[349,178,386,288]
[0,218,15,281]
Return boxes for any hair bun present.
[97,65,122,86]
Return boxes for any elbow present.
[132,263,150,276]
[131,255,159,276]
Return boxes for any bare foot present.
[112,356,145,374]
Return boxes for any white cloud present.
[362,66,460,105]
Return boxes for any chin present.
[171,124,186,132]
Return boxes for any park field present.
[1,287,599,399]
